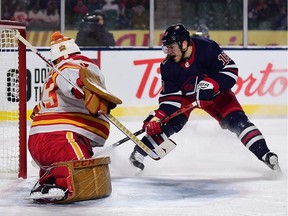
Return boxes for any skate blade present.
[25,191,65,201]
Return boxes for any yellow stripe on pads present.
[66,132,84,160]
[110,104,288,118]
[12,104,288,123]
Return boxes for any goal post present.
[0,20,27,178]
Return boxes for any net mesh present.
[0,28,20,176]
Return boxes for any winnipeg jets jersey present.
[159,37,238,116]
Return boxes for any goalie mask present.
[50,31,81,61]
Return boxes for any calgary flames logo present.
[59,45,66,52]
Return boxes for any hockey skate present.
[26,185,68,203]
[263,152,282,173]
[129,149,145,171]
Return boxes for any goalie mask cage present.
[0,20,27,178]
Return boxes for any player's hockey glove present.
[143,110,167,136]
[196,77,219,109]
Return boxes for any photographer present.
[75,10,116,47]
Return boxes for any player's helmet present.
[162,24,190,47]
[50,32,80,61]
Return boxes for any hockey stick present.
[95,101,197,156]
[99,112,160,159]
[14,31,160,159]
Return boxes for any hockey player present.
[129,24,281,173]
[27,31,121,203]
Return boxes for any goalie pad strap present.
[79,67,122,105]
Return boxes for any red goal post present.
[0,20,27,178]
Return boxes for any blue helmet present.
[162,24,190,46]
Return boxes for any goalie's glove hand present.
[196,77,219,109]
[143,110,167,136]
[72,78,117,115]
[71,78,101,114]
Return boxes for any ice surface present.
[0,117,287,216]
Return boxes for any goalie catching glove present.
[72,67,122,114]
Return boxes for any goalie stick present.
[14,31,161,160]
[95,101,198,157]
[99,112,160,159]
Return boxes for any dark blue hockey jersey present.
[158,37,238,116]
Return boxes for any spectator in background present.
[272,5,287,30]
[72,0,89,29]
[43,0,60,29]
[131,0,148,29]
[102,0,120,30]
[28,5,46,28]
[2,4,14,20]
[13,3,29,26]
[248,0,287,30]
[87,0,107,13]
[29,0,48,10]
[102,0,119,11]
[75,10,116,46]
[116,0,131,29]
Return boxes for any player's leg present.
[221,111,281,171]
[28,131,94,202]
[206,91,281,172]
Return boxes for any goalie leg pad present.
[80,67,122,105]
[55,157,112,204]
[28,157,112,204]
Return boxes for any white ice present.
[0,117,287,216]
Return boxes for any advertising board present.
[24,48,287,117]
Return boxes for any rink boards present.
[3,47,287,120]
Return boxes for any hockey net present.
[0,21,27,178]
